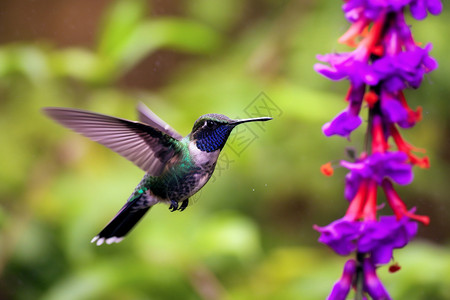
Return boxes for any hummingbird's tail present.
[91,194,155,246]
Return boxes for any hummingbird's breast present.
[188,140,220,168]
[144,141,219,202]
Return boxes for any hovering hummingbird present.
[43,103,272,245]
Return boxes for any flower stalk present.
[314,1,441,299]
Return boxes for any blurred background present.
[0,0,449,299]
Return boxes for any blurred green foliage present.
[0,0,449,299]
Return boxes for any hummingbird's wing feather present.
[44,107,181,176]
[137,102,183,140]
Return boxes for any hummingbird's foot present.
[179,199,189,212]
[169,200,178,212]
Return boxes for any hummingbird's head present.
[191,114,272,153]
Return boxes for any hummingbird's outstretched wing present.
[137,102,183,140]
[43,107,181,176]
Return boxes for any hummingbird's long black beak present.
[230,117,273,125]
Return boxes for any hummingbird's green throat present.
[43,103,272,246]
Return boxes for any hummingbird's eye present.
[205,120,214,128]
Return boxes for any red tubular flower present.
[345,180,368,221]
[338,18,369,47]
[398,92,422,125]
[381,179,430,225]
[362,180,378,221]
[371,115,389,153]
[356,14,385,60]
[389,124,430,168]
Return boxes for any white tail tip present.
[91,235,124,246]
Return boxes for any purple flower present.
[389,12,417,51]
[322,84,366,138]
[372,44,438,92]
[380,90,421,128]
[380,92,408,124]
[341,151,413,200]
[328,258,393,300]
[410,0,443,20]
[315,52,377,86]
[358,216,418,264]
[314,0,440,298]
[363,258,393,300]
[342,0,442,22]
[314,219,362,255]
[342,0,404,22]
[327,259,357,300]
[322,109,362,138]
[315,214,417,263]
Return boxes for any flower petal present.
[323,110,362,138]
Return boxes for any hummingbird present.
[43,103,272,245]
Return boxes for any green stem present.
[355,252,365,300]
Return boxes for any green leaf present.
[50,48,99,81]
[97,0,147,56]
[0,45,50,81]
[194,211,261,259]
[94,18,223,83]
[118,18,223,70]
